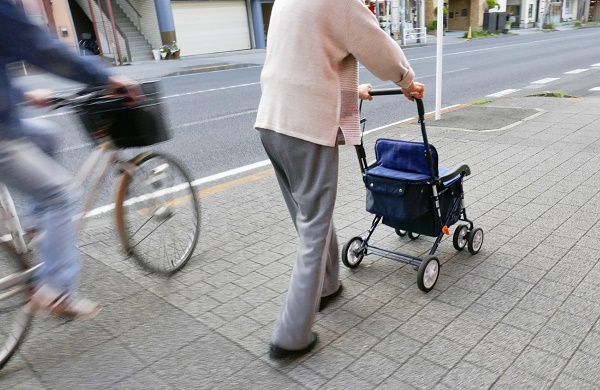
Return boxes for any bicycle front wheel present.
[115,152,200,275]
[0,247,34,370]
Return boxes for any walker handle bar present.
[368,88,425,117]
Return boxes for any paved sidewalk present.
[2,91,600,389]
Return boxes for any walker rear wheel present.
[467,228,484,255]
[342,236,365,269]
[417,256,440,292]
[453,225,469,251]
[408,232,420,240]
[395,229,407,237]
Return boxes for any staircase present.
[109,0,154,62]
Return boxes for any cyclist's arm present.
[0,1,110,87]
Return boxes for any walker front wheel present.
[417,256,440,292]
[467,228,484,255]
[342,237,365,269]
[453,225,469,251]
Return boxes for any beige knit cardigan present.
[254,0,415,147]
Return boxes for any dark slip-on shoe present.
[269,332,318,360]
[319,283,343,312]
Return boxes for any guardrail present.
[403,27,427,43]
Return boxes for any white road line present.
[592,63,600,67]
[162,82,260,99]
[564,69,589,74]
[486,89,521,98]
[590,87,600,91]
[173,110,258,129]
[531,78,560,84]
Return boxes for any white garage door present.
[172,1,251,56]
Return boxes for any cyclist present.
[0,0,140,317]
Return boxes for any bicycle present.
[0,80,201,369]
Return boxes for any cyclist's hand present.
[24,89,56,107]
[402,81,425,101]
[358,84,373,100]
[107,76,144,103]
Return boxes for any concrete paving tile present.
[373,330,423,364]
[441,361,498,390]
[511,346,568,381]
[485,251,523,269]
[502,307,548,333]
[11,377,49,390]
[330,327,381,359]
[396,314,445,344]
[551,373,600,390]
[375,375,418,389]
[563,351,600,383]
[338,294,386,319]
[545,310,596,337]
[286,365,328,390]
[482,323,534,354]
[477,289,521,313]
[347,350,400,385]
[0,356,39,389]
[417,335,470,369]
[517,292,563,316]
[37,339,145,389]
[397,355,447,390]
[151,333,256,388]
[530,327,582,359]
[323,370,375,390]
[492,275,535,298]
[531,279,576,301]
[417,300,463,326]
[357,312,403,339]
[453,273,496,294]
[491,366,552,390]
[216,315,262,342]
[221,360,305,390]
[440,317,492,348]
[110,368,173,390]
[464,341,518,375]
[302,346,356,380]
[458,303,505,329]
[435,286,480,309]
[316,309,364,335]
[361,281,404,304]
[238,285,280,307]
[21,321,113,373]
[210,298,255,322]
[559,295,600,321]
[120,310,209,365]
[506,265,547,287]
[578,331,600,359]
[244,301,281,326]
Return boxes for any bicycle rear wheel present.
[115,152,200,275]
[0,244,34,370]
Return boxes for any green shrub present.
[542,22,556,29]
[462,29,498,38]
[486,0,500,9]
[574,21,582,27]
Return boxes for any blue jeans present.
[0,119,81,296]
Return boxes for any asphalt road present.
[15,28,600,210]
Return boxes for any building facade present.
[17,0,595,63]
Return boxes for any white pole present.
[435,0,443,120]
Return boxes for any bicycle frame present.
[72,141,138,230]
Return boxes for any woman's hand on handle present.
[358,83,373,100]
[402,81,425,101]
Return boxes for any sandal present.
[28,284,102,319]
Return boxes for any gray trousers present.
[259,129,340,350]
[0,119,81,295]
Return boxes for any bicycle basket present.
[76,80,169,148]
